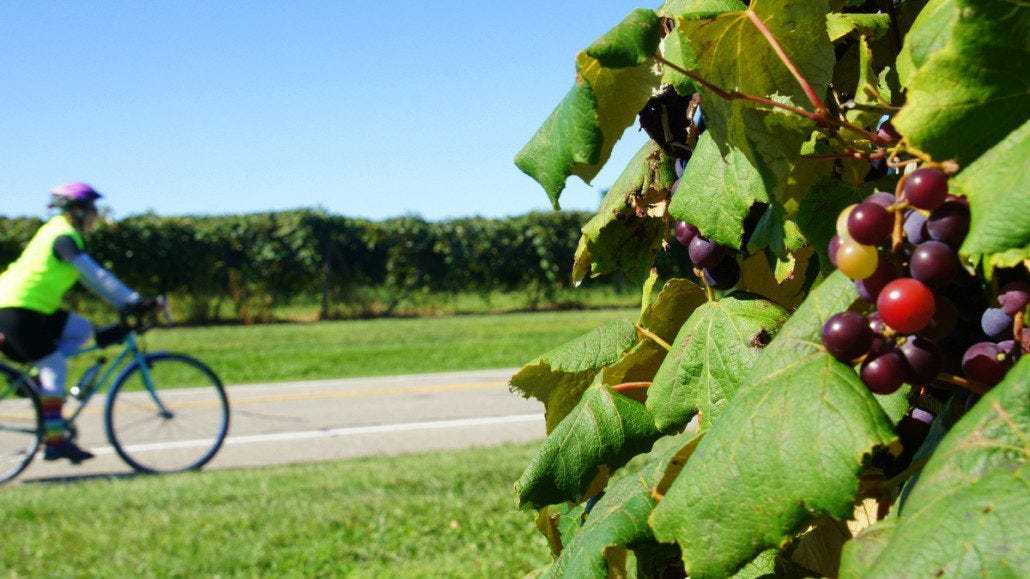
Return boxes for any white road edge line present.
[90,413,545,455]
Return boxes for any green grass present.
[0,443,551,577]
[71,308,637,385]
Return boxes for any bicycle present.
[0,299,230,483]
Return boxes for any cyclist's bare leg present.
[38,313,95,463]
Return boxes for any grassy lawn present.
[70,308,637,385]
[0,443,551,577]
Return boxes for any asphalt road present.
[19,368,544,483]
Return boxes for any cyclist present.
[0,183,155,463]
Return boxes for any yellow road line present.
[0,380,510,418]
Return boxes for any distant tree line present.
[0,210,694,323]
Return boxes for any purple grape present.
[702,256,740,290]
[674,221,699,247]
[868,311,886,335]
[903,210,929,244]
[861,351,909,394]
[998,340,1018,358]
[864,191,897,209]
[674,157,688,179]
[962,342,1012,385]
[856,257,900,303]
[848,202,893,245]
[688,236,725,268]
[981,307,1014,341]
[899,336,944,385]
[822,312,873,362]
[896,408,933,454]
[909,241,959,288]
[927,201,970,249]
[828,235,842,267]
[922,295,958,339]
[877,120,901,144]
[997,282,1030,317]
[903,168,949,210]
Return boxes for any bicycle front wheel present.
[105,353,229,474]
[0,363,42,483]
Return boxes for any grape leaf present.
[544,430,703,578]
[670,0,833,200]
[574,141,676,286]
[603,279,708,387]
[845,38,889,130]
[826,13,891,42]
[895,0,958,87]
[892,0,1030,167]
[515,10,663,208]
[840,358,1029,577]
[955,119,1030,268]
[649,272,897,578]
[647,292,789,433]
[510,320,638,432]
[669,131,768,250]
[657,0,744,19]
[738,249,816,311]
[515,383,663,510]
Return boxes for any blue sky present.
[0,1,652,220]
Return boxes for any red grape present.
[822,312,873,362]
[877,278,935,334]
[877,120,901,143]
[860,351,909,394]
[909,241,959,288]
[847,202,893,245]
[903,168,949,210]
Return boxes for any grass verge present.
[70,308,637,385]
[0,443,551,577]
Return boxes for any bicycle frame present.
[62,332,172,427]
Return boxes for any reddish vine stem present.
[801,149,886,161]
[654,55,886,145]
[745,10,826,113]
[612,382,652,393]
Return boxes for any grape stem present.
[636,325,673,352]
[1014,311,1025,343]
[612,382,652,393]
[653,55,888,146]
[801,149,885,161]
[936,372,991,396]
[694,267,715,302]
[890,173,911,253]
[745,10,826,114]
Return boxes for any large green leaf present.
[892,0,1030,166]
[650,272,897,578]
[515,10,663,208]
[658,0,744,19]
[510,320,638,432]
[647,292,789,432]
[669,132,768,250]
[895,0,958,87]
[826,12,890,42]
[670,0,833,200]
[955,119,1030,268]
[515,383,663,510]
[840,358,1029,577]
[603,279,708,387]
[573,141,677,286]
[544,430,703,578]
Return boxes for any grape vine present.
[510,0,1028,577]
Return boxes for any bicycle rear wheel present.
[0,363,42,483]
[105,353,229,474]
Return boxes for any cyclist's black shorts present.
[0,307,69,364]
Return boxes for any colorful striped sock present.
[41,397,65,445]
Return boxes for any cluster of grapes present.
[820,165,1026,399]
[671,219,740,290]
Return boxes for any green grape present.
[836,204,857,239]
[836,239,879,280]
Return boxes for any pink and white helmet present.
[49,182,102,209]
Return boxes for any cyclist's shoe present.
[43,439,95,464]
